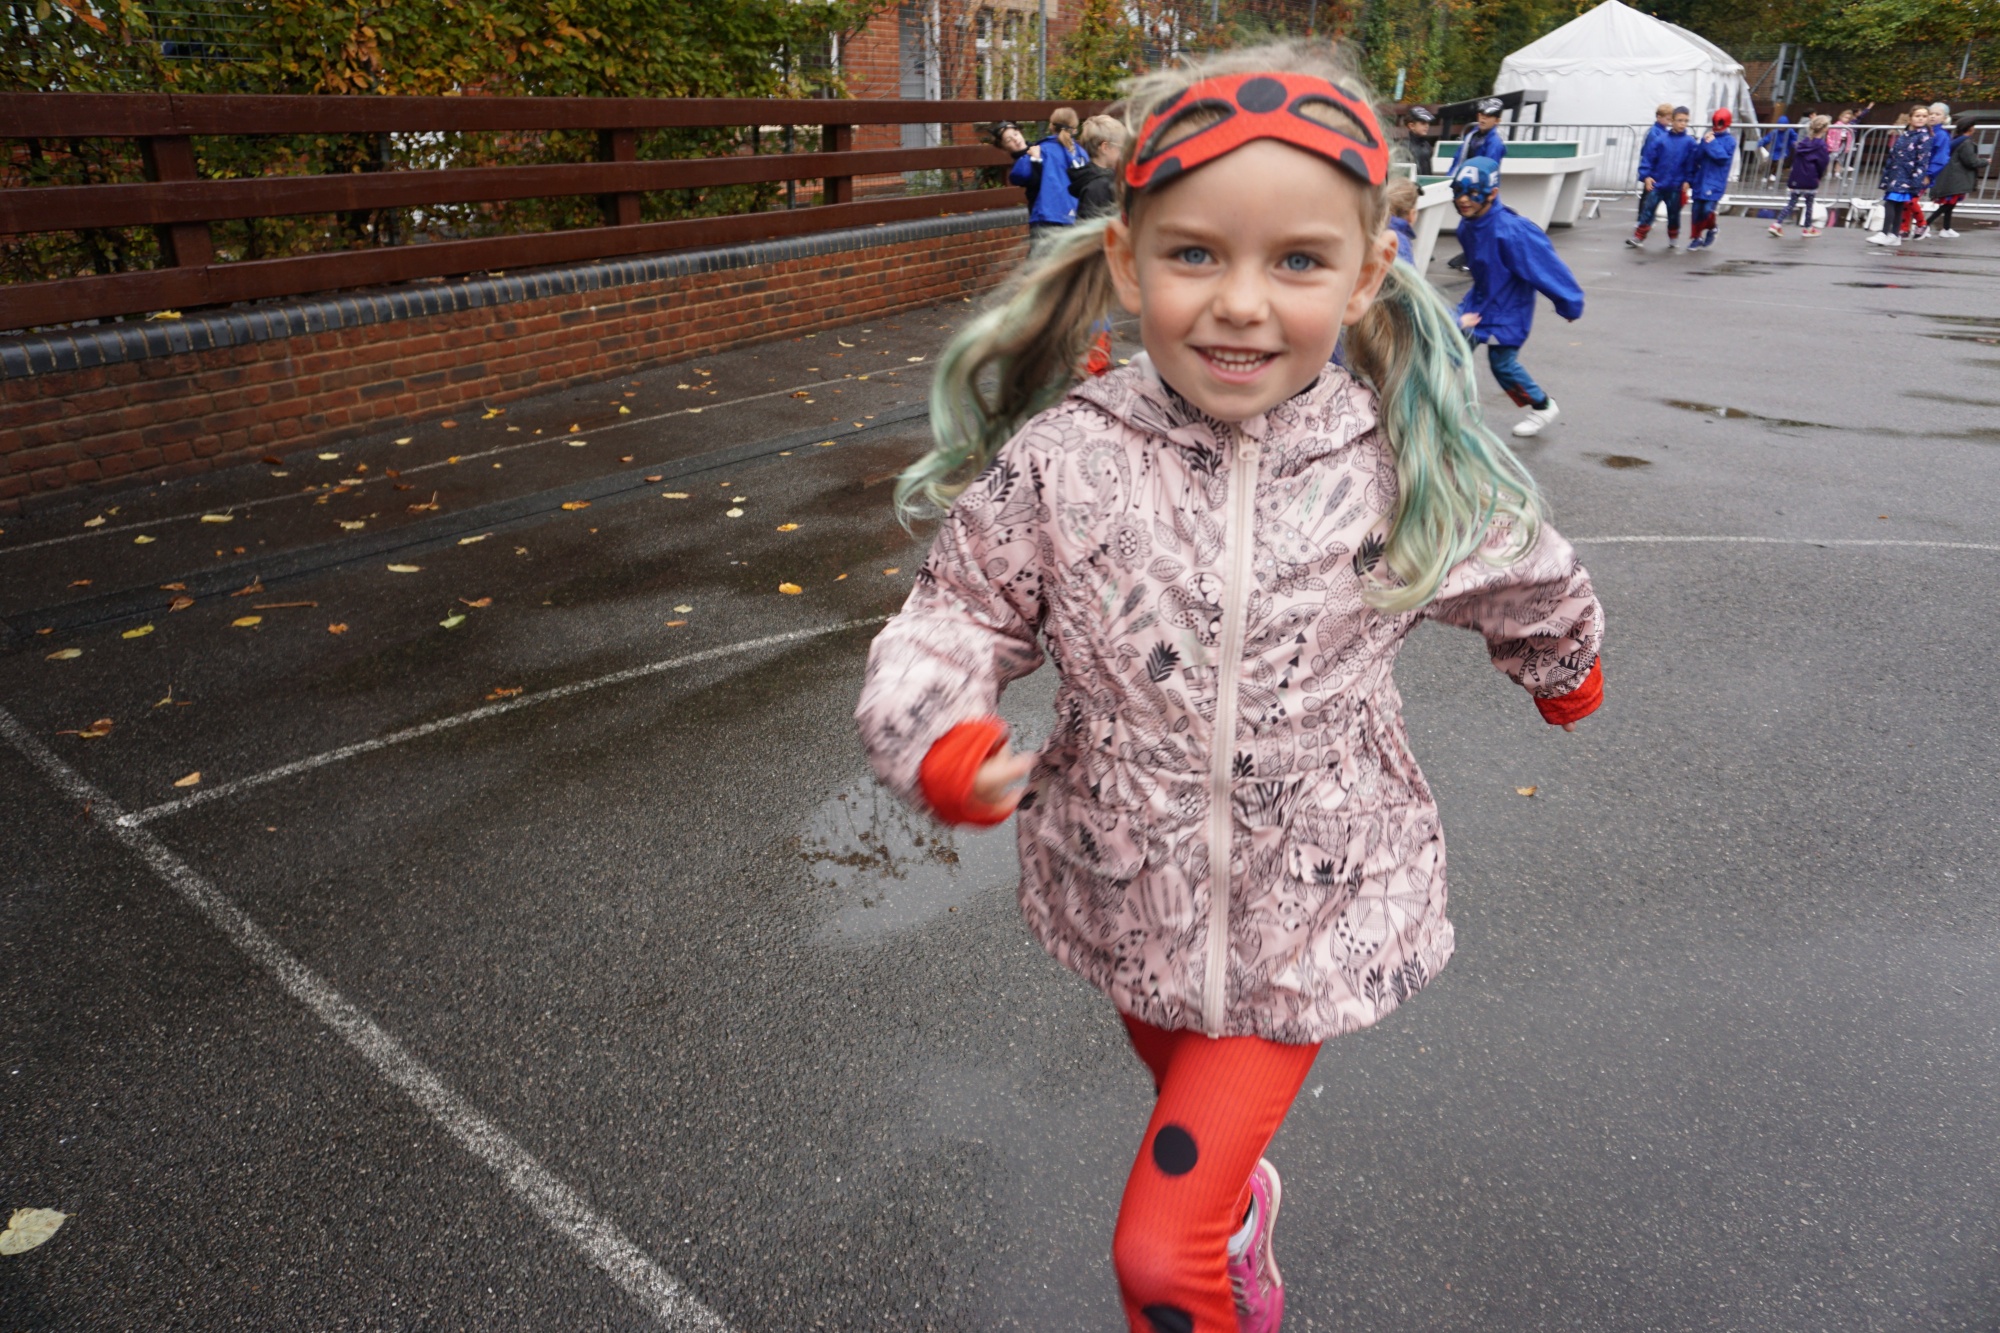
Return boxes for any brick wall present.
[0,212,1028,515]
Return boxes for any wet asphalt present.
[3,215,1998,1331]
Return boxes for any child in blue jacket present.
[1628,107,1696,249]
[1450,158,1585,438]
[1687,109,1738,249]
[1871,106,1936,248]
[1008,108,1089,252]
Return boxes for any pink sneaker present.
[1228,1158,1285,1331]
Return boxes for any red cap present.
[1711,108,1733,128]
[1125,72,1389,199]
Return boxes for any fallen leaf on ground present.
[906,356,925,363]
[459,534,489,545]
[407,493,440,513]
[662,492,689,499]
[68,578,91,588]
[230,579,264,597]
[619,406,631,415]
[816,440,835,447]
[160,582,186,591]
[686,407,702,414]
[134,534,155,544]
[327,623,349,634]
[561,500,591,511]
[263,455,284,465]
[339,520,366,531]
[441,419,458,428]
[440,613,466,629]
[486,686,523,699]
[394,436,412,445]
[254,601,316,610]
[838,339,854,348]
[386,564,420,573]
[199,513,233,524]
[46,648,82,661]
[835,573,848,581]
[776,523,799,532]
[0,1209,66,1255]
[445,456,460,465]
[394,483,414,492]
[882,567,901,575]
[459,596,492,608]
[232,615,262,628]
[174,772,201,788]
[568,440,587,448]
[1516,786,1538,797]
[619,455,634,463]
[568,423,580,432]
[665,619,688,627]
[62,718,114,739]
[317,452,340,460]
[354,463,369,473]
[384,468,400,478]
[168,596,194,612]
[778,582,803,595]
[482,408,503,419]
[673,604,693,613]
[122,624,154,639]
[724,508,745,518]
[791,390,811,399]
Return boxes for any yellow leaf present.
[168,596,194,612]
[776,523,799,532]
[1516,786,1538,797]
[906,356,925,363]
[568,423,580,432]
[122,624,155,639]
[816,440,835,447]
[560,500,591,511]
[778,582,803,595]
[232,615,262,628]
[459,534,489,545]
[459,596,492,608]
[83,515,106,528]
[882,568,901,576]
[199,513,233,524]
[619,406,631,414]
[317,452,341,460]
[339,520,366,531]
[665,619,688,627]
[134,534,156,544]
[724,508,745,518]
[445,456,460,465]
[394,437,413,445]
[440,613,466,629]
[75,718,114,739]
[386,564,421,573]
[569,439,587,447]
[662,492,689,499]
[174,771,202,788]
[46,648,82,661]
[327,623,349,634]
[485,686,523,699]
[0,1209,66,1256]
[673,604,693,613]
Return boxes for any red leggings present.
[1114,1014,1320,1332]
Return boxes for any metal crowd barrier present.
[1437,121,1999,228]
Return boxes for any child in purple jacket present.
[1769,115,1832,238]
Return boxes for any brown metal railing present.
[0,94,1106,331]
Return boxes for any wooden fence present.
[0,94,1106,331]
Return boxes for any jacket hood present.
[1067,352,1380,458]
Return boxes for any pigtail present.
[895,216,1119,523]
[1342,260,1543,612]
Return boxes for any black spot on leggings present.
[1152,1123,1198,1176]
[1143,1304,1195,1333]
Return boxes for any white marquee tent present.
[1492,0,1751,128]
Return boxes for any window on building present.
[975,8,1027,101]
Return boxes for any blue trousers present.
[1485,343,1547,408]
[1691,198,1719,239]
[1634,185,1682,238]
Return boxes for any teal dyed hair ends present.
[1342,259,1542,612]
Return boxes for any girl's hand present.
[1027,145,1042,162]
[970,743,1036,816]
[1459,312,1481,329]
[1561,722,1577,733]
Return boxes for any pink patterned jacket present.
[856,358,1604,1043]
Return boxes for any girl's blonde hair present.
[1807,114,1831,137]
[898,40,1542,613]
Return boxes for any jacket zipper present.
[1203,425,1260,1036]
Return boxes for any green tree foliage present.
[1051,0,1144,100]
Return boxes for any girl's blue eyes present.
[1171,248,1321,272]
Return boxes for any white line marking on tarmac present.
[122,617,891,826]
[1575,535,2000,552]
[0,707,733,1331]
[0,367,921,555]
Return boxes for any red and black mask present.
[1124,72,1390,203]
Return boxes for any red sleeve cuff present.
[919,717,1015,826]
[1535,657,1603,726]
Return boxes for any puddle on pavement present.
[1904,389,2000,410]
[1840,282,1931,289]
[1662,400,1833,430]
[800,778,1021,944]
[1689,259,1801,277]
[1600,454,1653,469]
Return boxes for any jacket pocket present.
[1025,777,1149,884]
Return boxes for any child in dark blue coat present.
[1770,115,1831,237]
[1687,109,1738,249]
[1008,108,1089,252]
[1450,158,1585,438]
[1870,107,1936,248]
[1628,107,1696,249]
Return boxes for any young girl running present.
[857,41,1605,1332]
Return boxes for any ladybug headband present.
[1124,72,1389,199]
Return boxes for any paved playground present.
[3,214,1998,1331]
